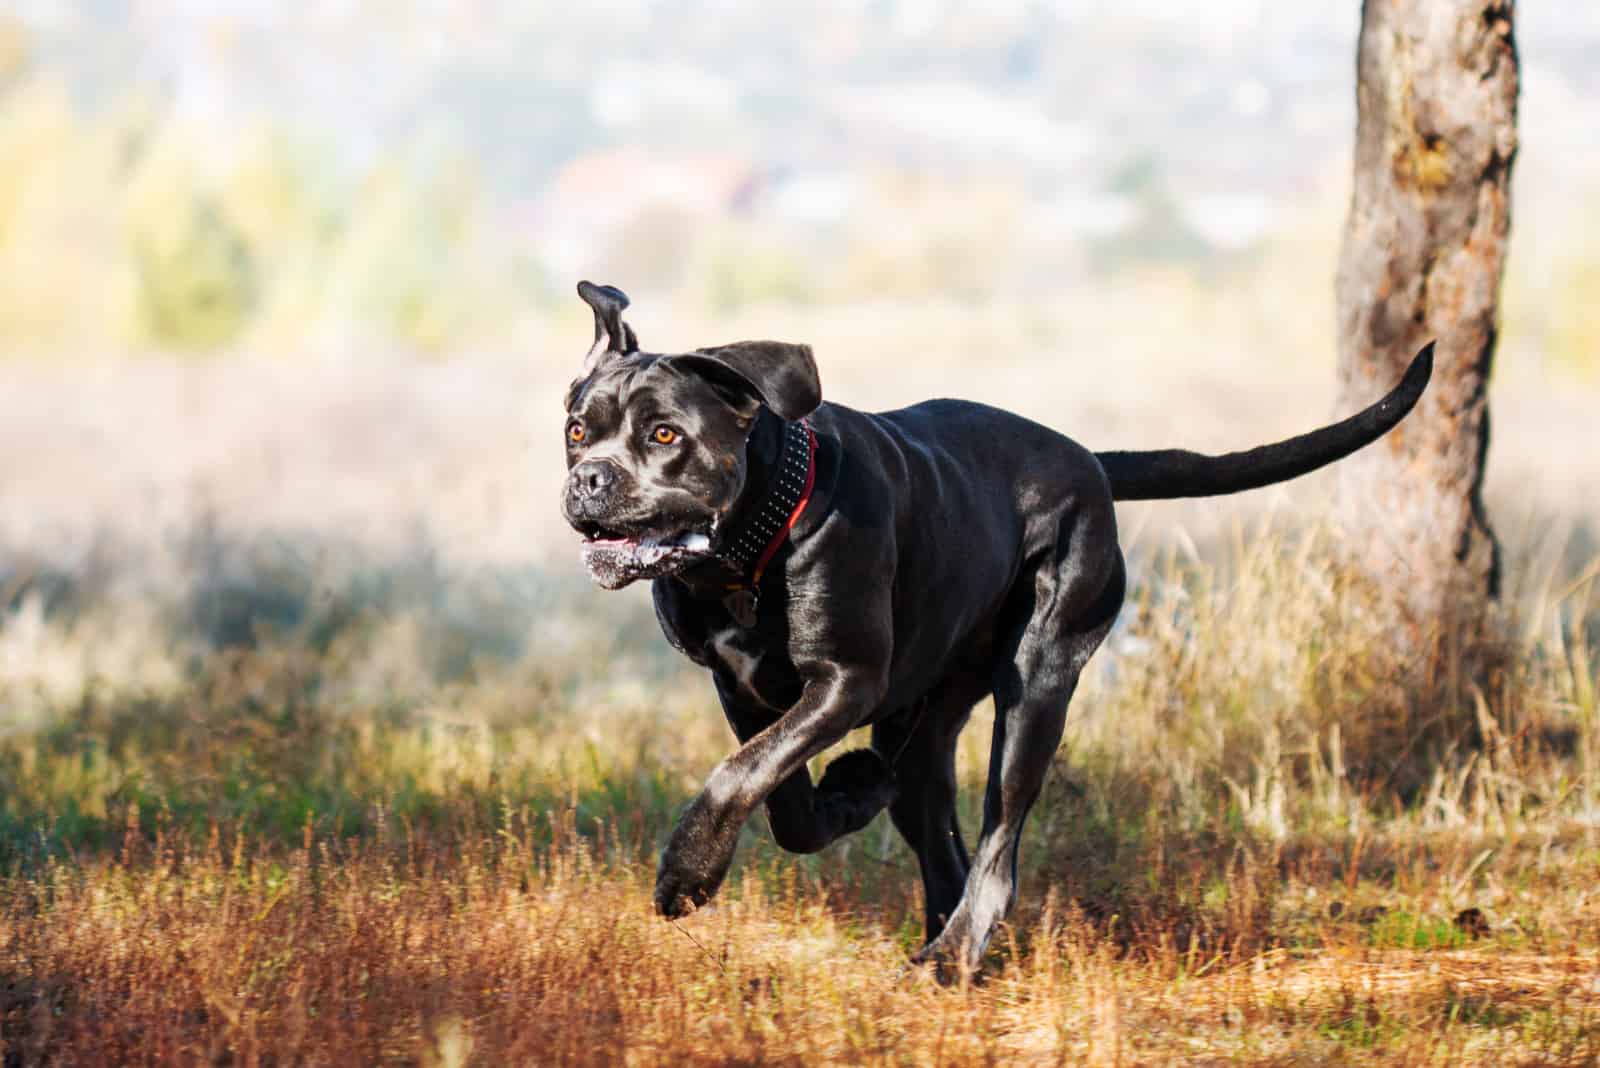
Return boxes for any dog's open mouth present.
[577,524,715,589]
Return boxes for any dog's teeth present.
[679,533,711,552]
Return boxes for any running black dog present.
[561,280,1431,971]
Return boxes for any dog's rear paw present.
[907,937,986,988]
[818,748,897,803]
[816,749,897,834]
[901,952,960,988]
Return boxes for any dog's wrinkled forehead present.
[564,352,657,416]
[564,280,824,422]
[566,357,737,441]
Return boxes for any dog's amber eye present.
[567,421,586,444]
[651,425,680,446]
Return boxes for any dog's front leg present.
[654,661,885,918]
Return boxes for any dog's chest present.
[655,582,805,710]
[702,622,806,713]
[706,626,776,707]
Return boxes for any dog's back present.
[805,397,1118,700]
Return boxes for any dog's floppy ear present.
[671,341,822,421]
[576,280,639,376]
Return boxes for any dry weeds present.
[2,308,1599,1063]
[5,816,1600,1065]
[1,512,1597,1064]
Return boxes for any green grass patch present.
[1367,909,1473,951]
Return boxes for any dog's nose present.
[570,459,619,500]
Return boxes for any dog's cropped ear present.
[576,280,639,376]
[670,341,822,422]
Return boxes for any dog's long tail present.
[1096,343,1433,501]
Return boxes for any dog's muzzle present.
[563,461,715,589]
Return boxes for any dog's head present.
[561,281,821,589]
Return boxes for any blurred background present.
[2,1,1598,559]
[1,0,1598,844]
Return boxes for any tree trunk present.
[1334,0,1518,634]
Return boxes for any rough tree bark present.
[1334,0,1518,635]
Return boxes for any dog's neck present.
[677,407,810,594]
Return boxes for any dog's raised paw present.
[815,749,897,835]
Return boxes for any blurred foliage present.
[1548,254,1600,378]
[0,12,1595,368]
[702,234,818,313]
[133,195,257,348]
[0,16,26,88]
[1499,180,1600,382]
[0,68,524,355]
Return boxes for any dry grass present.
[5,816,1600,1065]
[2,512,1598,1065]
[2,269,1598,1063]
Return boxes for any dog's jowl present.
[560,279,1433,974]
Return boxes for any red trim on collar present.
[748,421,817,585]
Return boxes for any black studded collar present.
[714,418,817,619]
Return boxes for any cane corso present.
[561,280,1432,972]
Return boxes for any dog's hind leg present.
[872,679,983,942]
[916,525,1125,976]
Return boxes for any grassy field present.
[3,507,1598,1065]
[2,232,1598,1066]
